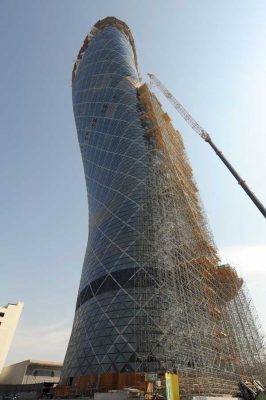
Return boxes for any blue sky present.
[1,0,266,364]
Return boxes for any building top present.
[0,302,24,374]
[0,302,24,310]
[4,359,63,368]
[72,16,138,82]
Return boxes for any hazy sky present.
[1,0,266,365]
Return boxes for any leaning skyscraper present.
[60,17,265,398]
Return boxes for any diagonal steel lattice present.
[61,17,266,398]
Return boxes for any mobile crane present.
[148,73,266,219]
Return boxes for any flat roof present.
[4,360,62,368]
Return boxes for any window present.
[0,312,5,317]
[101,104,108,114]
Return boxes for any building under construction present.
[59,17,266,399]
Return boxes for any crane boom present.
[148,73,266,219]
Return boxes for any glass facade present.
[61,19,266,392]
[62,19,162,378]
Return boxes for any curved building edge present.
[72,16,139,82]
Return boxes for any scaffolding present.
[60,17,266,399]
[133,83,266,398]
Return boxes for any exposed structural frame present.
[148,73,266,219]
[137,84,266,397]
[59,17,266,400]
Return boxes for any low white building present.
[0,359,62,385]
[0,302,24,373]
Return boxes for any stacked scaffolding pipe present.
[136,83,266,398]
[61,17,266,400]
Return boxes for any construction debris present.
[239,380,266,400]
